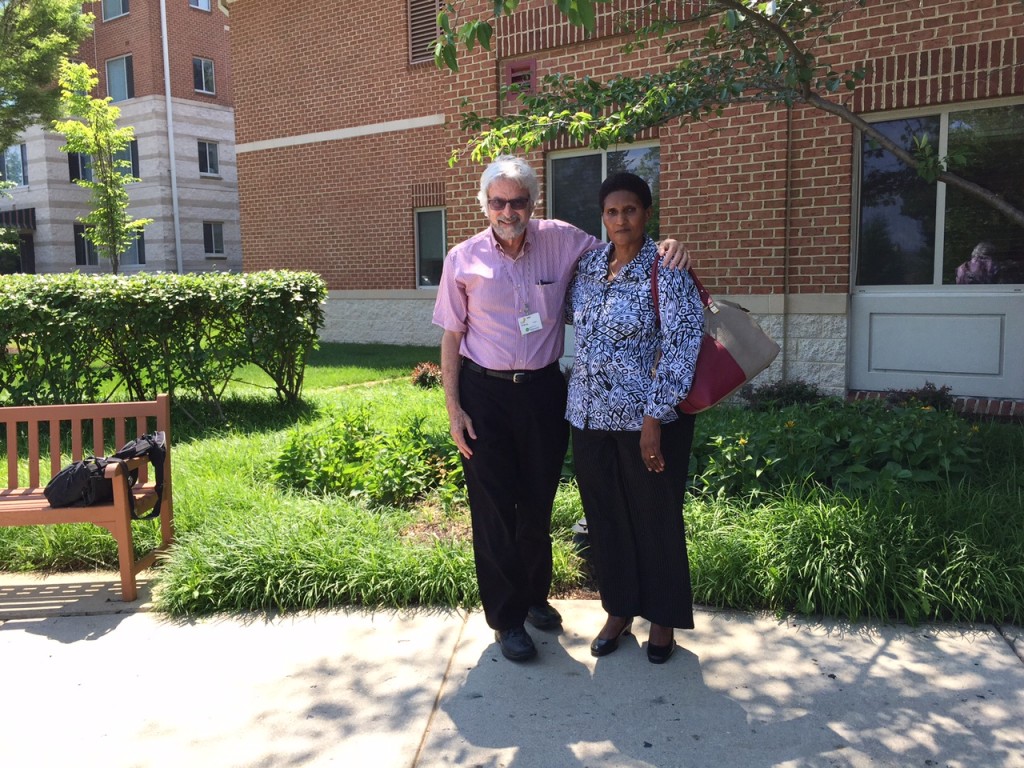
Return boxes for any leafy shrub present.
[0,271,325,406]
[689,399,982,497]
[274,407,463,507]
[885,381,956,412]
[411,361,442,389]
[742,378,825,410]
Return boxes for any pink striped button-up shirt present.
[432,219,601,371]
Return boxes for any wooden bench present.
[0,395,174,601]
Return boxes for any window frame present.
[198,140,220,176]
[193,57,216,95]
[546,142,661,241]
[414,207,447,288]
[102,0,129,21]
[203,221,225,256]
[1,144,28,186]
[189,0,212,10]
[105,55,135,102]
[853,96,1024,290]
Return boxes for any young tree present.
[436,0,1024,227]
[0,0,92,152]
[52,60,152,275]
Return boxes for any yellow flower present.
[738,437,748,446]
[785,420,796,428]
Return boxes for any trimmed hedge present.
[0,270,325,406]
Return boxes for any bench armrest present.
[102,457,147,479]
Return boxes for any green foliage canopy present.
[0,0,91,151]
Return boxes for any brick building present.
[225,0,1024,403]
[0,0,241,274]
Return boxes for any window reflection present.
[857,104,1024,287]
[857,117,939,285]
[943,104,1024,285]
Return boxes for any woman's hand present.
[640,416,663,473]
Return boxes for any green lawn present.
[2,342,1022,624]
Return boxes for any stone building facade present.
[1,0,241,274]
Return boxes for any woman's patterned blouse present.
[565,236,704,432]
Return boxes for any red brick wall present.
[230,0,1024,293]
[82,0,232,106]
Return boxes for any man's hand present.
[448,405,476,459]
[657,239,691,271]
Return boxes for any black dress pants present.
[458,363,569,631]
[572,415,696,629]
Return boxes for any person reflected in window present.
[956,241,1000,284]
[565,172,704,664]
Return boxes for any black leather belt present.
[463,359,558,384]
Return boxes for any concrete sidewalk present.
[1,572,1022,768]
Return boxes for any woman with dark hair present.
[565,172,704,663]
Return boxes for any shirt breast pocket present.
[531,281,565,324]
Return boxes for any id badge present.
[518,312,543,335]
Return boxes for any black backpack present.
[43,431,167,520]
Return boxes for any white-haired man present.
[433,156,689,662]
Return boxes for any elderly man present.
[432,155,688,662]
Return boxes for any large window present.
[69,140,139,182]
[193,57,215,94]
[856,102,1024,286]
[415,208,446,286]
[548,145,661,240]
[1,144,28,186]
[408,0,441,64]
[106,55,134,102]
[75,226,145,266]
[203,221,224,255]
[198,140,219,175]
[103,0,129,20]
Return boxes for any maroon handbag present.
[652,263,780,413]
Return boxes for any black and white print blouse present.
[565,236,704,432]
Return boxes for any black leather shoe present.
[495,626,537,661]
[526,602,562,630]
[647,640,676,664]
[590,619,633,657]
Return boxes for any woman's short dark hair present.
[599,172,653,210]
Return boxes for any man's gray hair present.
[477,155,540,214]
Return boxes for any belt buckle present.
[512,372,527,384]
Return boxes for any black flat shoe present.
[526,602,562,630]
[646,640,676,664]
[495,626,537,662]
[590,619,633,657]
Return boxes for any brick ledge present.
[847,391,1024,421]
